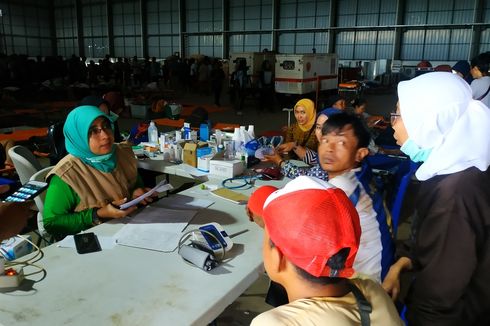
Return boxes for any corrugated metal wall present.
[2,0,490,62]
[277,0,330,53]
[229,0,272,54]
[147,0,179,59]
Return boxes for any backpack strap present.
[348,185,361,207]
[348,282,372,326]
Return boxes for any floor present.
[7,83,414,325]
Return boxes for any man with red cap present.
[249,176,403,325]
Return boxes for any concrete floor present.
[10,84,413,325]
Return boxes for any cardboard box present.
[209,158,245,178]
[183,142,208,167]
[183,143,198,167]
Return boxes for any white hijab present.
[398,72,490,181]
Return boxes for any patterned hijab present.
[63,105,116,173]
[294,98,316,132]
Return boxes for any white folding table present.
[0,176,285,326]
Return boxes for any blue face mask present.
[400,138,432,162]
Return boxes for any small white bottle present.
[232,127,242,156]
[175,129,182,142]
[247,125,255,139]
[159,133,166,152]
[148,121,159,145]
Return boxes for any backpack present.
[128,122,150,145]
[151,98,167,113]
[185,107,208,128]
[0,143,5,169]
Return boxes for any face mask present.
[400,138,432,162]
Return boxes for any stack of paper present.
[114,206,197,252]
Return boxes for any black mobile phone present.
[3,180,48,203]
[74,232,102,254]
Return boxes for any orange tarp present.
[0,127,48,142]
[154,118,185,128]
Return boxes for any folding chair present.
[30,166,55,245]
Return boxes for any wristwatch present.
[92,208,102,225]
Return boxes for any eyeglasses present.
[89,124,112,137]
[390,112,401,125]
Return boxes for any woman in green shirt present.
[43,105,151,239]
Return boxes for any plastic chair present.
[8,145,42,184]
[29,166,54,244]
[47,121,67,165]
[282,107,294,127]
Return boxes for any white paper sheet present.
[119,179,174,210]
[153,194,214,210]
[114,206,198,252]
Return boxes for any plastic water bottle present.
[148,121,158,144]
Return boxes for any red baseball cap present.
[247,185,278,216]
[262,176,361,278]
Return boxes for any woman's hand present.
[293,145,306,160]
[132,187,158,206]
[263,151,283,166]
[276,142,295,154]
[96,198,137,219]
[382,257,413,300]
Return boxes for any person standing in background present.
[209,60,225,107]
[470,52,490,107]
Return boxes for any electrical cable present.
[1,234,46,280]
[178,228,226,261]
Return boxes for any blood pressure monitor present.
[192,222,233,253]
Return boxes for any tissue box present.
[209,158,245,178]
[198,154,213,172]
[0,236,33,261]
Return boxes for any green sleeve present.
[43,175,95,238]
[133,174,145,191]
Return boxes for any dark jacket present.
[401,167,490,326]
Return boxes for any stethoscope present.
[221,174,260,190]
